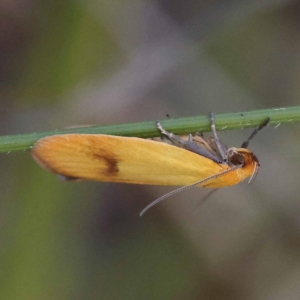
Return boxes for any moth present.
[31,113,269,215]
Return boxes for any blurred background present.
[1,0,300,299]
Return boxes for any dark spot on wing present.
[92,152,119,176]
[83,138,120,176]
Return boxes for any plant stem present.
[1,106,299,153]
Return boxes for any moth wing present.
[32,134,234,187]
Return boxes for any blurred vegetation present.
[1,106,300,153]
[1,1,300,300]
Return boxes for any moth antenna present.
[139,165,242,216]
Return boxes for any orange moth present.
[31,113,269,215]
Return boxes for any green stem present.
[1,106,300,153]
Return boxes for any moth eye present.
[228,152,245,166]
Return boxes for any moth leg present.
[156,122,222,163]
[157,122,189,147]
[195,132,204,137]
[241,117,270,148]
[209,112,227,162]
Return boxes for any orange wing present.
[31,134,255,188]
